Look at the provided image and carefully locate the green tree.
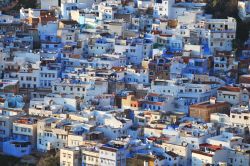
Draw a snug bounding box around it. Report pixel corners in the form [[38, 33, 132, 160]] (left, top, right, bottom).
[[0, 155, 20, 166], [205, 0, 238, 19], [12, 0, 37, 10], [37, 153, 60, 166]]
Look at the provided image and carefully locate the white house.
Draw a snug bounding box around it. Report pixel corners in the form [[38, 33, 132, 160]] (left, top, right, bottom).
[[153, 0, 175, 18], [192, 143, 228, 166]]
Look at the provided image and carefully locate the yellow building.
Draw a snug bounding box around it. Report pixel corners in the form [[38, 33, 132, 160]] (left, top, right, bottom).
[[127, 154, 156, 166]]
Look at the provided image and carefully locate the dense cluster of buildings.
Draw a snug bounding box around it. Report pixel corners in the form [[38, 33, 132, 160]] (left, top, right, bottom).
[[0, 0, 249, 165]]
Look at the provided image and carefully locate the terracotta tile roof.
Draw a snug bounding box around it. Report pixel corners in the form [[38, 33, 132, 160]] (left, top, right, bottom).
[[240, 75, 250, 84], [151, 30, 161, 35], [143, 101, 164, 106], [100, 146, 118, 152], [159, 34, 172, 37], [147, 93, 160, 97], [215, 50, 232, 57], [218, 86, 241, 92], [239, 59, 250, 64], [111, 66, 126, 71], [60, 20, 78, 25], [199, 143, 222, 151]]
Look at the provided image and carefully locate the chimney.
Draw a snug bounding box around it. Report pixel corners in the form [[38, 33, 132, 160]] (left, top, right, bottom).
[[210, 97, 216, 104]]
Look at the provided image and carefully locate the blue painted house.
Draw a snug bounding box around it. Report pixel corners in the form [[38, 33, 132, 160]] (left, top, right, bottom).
[[3, 140, 31, 157]]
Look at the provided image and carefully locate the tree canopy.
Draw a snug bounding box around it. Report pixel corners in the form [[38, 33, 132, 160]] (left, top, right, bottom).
[[205, 0, 238, 19]]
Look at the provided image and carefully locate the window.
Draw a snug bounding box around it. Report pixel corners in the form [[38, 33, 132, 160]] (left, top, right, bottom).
[[225, 25, 228, 30], [21, 128, 27, 132]]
